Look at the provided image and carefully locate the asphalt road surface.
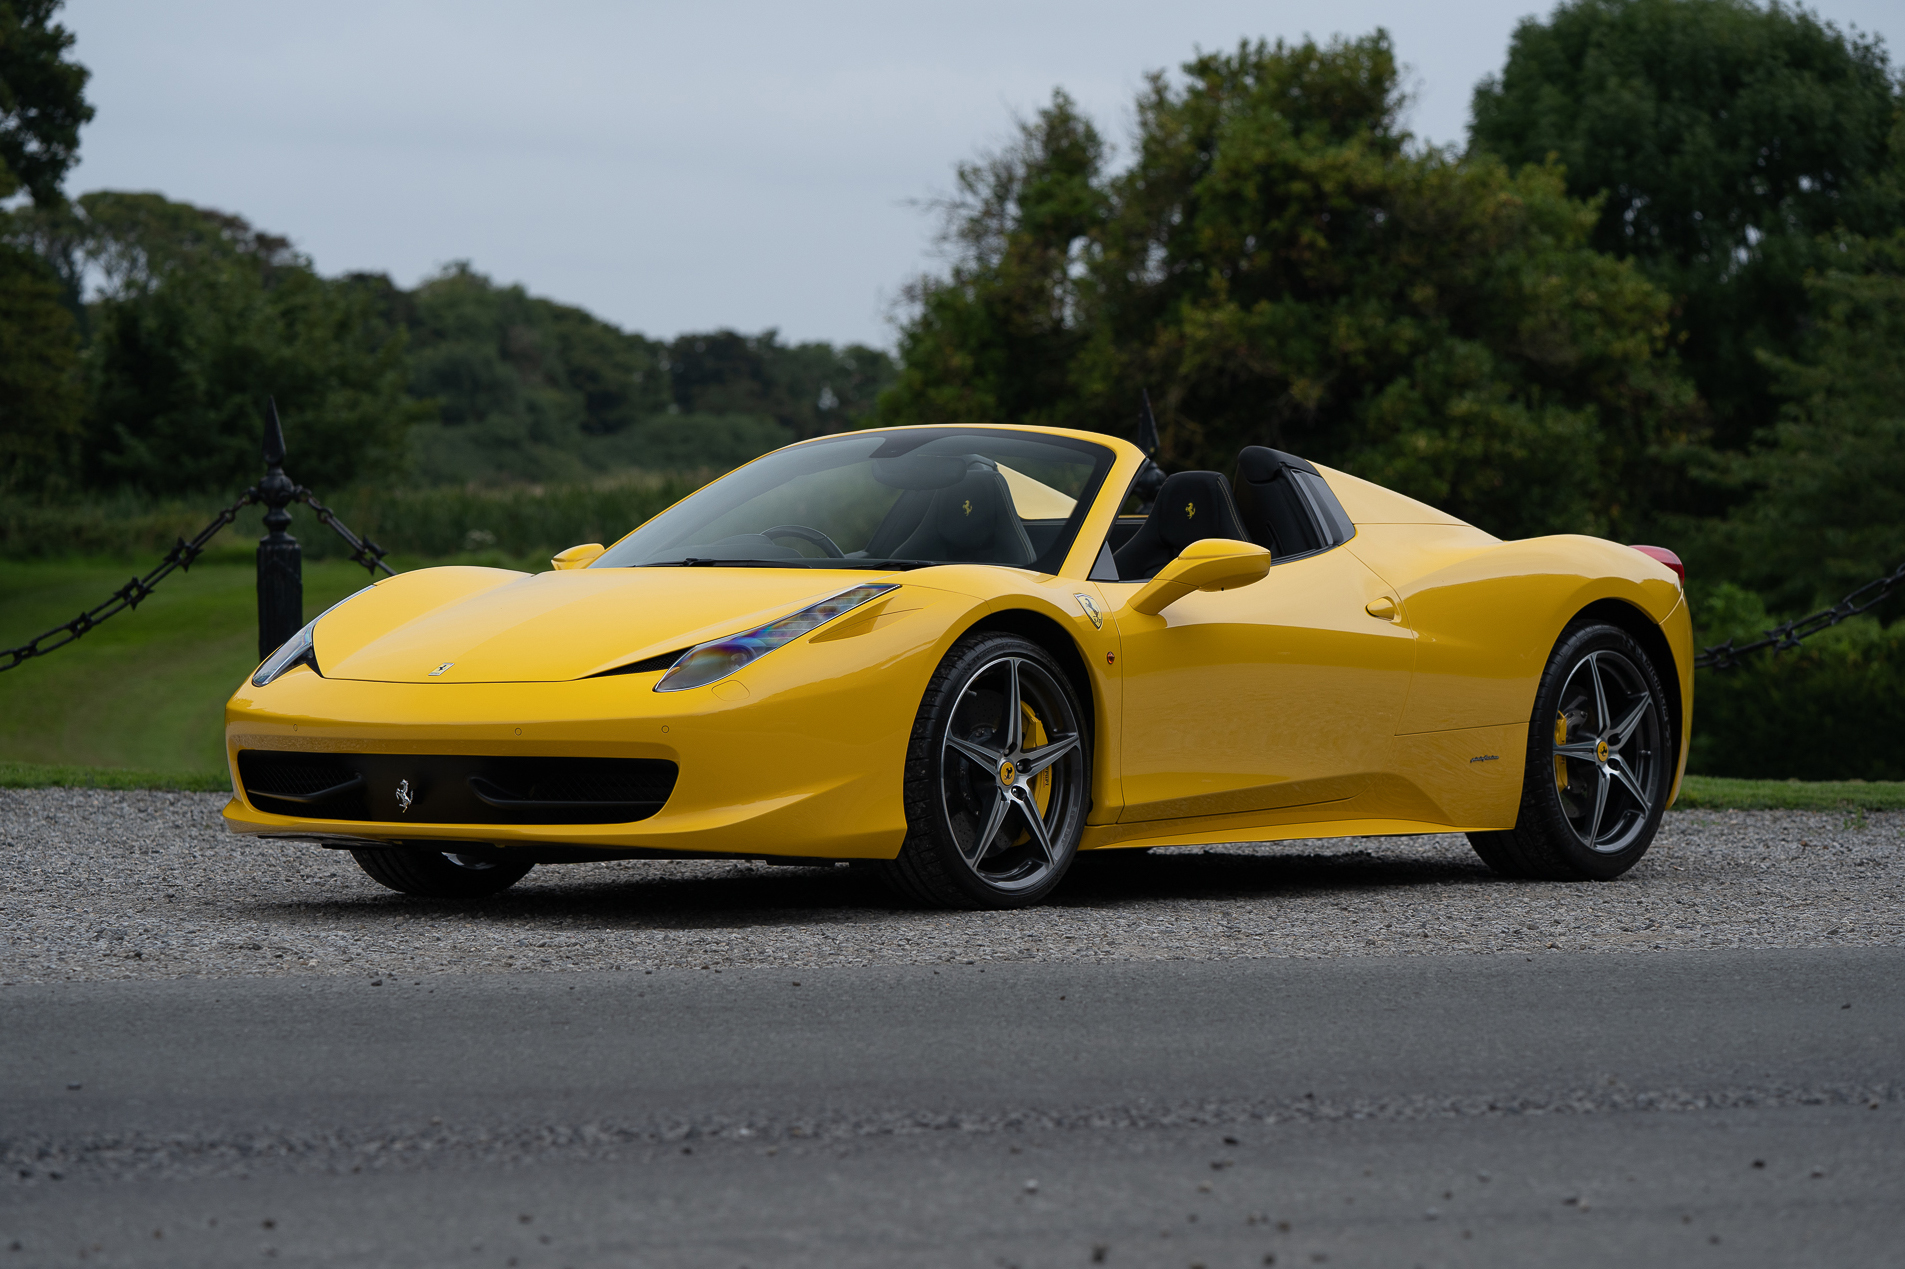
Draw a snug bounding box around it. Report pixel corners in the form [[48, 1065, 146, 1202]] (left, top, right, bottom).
[[4, 948, 1902, 1267]]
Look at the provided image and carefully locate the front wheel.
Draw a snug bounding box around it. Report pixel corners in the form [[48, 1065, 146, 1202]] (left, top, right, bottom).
[[1468, 621, 1673, 881], [350, 848, 534, 898], [879, 633, 1090, 908]]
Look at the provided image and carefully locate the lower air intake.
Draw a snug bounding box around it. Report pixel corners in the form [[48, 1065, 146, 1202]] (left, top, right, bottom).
[[236, 751, 678, 825]]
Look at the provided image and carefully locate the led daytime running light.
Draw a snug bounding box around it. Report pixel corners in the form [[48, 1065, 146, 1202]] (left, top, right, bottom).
[[250, 587, 373, 688], [655, 583, 899, 693], [251, 620, 316, 687]]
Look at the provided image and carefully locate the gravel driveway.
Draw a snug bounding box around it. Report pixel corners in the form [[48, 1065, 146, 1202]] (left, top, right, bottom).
[[2, 788, 1900, 984]]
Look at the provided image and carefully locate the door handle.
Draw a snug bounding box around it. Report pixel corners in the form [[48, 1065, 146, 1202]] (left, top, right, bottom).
[[1365, 596, 1399, 622]]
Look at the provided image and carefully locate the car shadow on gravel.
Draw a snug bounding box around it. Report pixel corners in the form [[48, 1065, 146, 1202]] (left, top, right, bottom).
[[240, 843, 1494, 930], [1055, 846, 1491, 906]]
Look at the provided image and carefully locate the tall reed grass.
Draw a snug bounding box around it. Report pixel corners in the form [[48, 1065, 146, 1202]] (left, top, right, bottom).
[[0, 470, 708, 563]]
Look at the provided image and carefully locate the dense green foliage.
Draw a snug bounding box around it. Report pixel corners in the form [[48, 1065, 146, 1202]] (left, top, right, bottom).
[[882, 37, 1698, 541], [66, 194, 427, 494], [667, 328, 893, 438], [0, 241, 82, 490], [1469, 0, 1904, 451], [0, 471, 701, 563], [0, 0, 88, 494], [1692, 618, 1905, 780], [382, 265, 892, 484], [0, 196, 897, 494], [1679, 231, 1905, 612], [0, 0, 89, 206]]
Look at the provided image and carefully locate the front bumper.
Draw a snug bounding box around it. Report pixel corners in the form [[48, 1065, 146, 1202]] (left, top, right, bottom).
[[222, 649, 930, 860]]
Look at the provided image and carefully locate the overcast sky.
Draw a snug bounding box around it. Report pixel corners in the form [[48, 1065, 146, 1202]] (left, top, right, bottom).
[[60, 0, 1903, 348]]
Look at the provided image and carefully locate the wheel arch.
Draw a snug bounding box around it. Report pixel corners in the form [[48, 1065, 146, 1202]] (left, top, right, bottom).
[[1568, 597, 1683, 762], [958, 608, 1097, 736]]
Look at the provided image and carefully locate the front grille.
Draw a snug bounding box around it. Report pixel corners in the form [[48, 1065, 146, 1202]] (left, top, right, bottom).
[[248, 760, 359, 798], [237, 751, 678, 825]]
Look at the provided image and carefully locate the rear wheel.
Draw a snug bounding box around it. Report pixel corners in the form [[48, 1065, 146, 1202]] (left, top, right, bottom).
[[1468, 621, 1672, 881], [349, 848, 533, 898], [880, 633, 1090, 909]]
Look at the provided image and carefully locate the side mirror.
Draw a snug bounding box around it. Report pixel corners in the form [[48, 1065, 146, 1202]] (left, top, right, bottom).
[[551, 543, 605, 571], [1128, 538, 1270, 615]]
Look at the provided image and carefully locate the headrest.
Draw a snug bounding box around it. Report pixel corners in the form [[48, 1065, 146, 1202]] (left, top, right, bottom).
[[1151, 471, 1245, 551], [1236, 446, 1319, 484], [935, 462, 1013, 549]]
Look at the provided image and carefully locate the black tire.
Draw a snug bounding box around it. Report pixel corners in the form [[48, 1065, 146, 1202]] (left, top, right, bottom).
[[350, 847, 533, 898], [879, 633, 1090, 909], [1468, 620, 1673, 882]]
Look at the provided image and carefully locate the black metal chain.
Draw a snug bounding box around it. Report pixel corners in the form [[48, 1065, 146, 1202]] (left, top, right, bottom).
[[1, 486, 395, 673], [293, 487, 393, 578], [1696, 562, 1905, 671], [0, 490, 261, 673]]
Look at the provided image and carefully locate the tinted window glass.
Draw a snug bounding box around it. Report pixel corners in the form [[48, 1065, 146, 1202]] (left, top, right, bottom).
[[1293, 470, 1356, 545], [592, 428, 1115, 572]]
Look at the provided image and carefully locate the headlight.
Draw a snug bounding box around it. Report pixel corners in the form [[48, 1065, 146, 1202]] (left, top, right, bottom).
[[252, 619, 318, 687], [250, 588, 373, 688], [656, 583, 899, 693]]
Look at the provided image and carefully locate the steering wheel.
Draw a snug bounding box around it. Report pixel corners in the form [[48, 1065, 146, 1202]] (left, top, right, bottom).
[[761, 524, 845, 559]]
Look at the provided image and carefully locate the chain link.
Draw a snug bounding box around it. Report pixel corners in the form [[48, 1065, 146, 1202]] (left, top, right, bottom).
[[2, 487, 395, 673], [1, 490, 261, 672], [1696, 562, 1905, 671], [293, 487, 394, 578]]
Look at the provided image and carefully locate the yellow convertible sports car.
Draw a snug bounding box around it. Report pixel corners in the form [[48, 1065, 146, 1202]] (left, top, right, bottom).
[[223, 424, 1691, 908]]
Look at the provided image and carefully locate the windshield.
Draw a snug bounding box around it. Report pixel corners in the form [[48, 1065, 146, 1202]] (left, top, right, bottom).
[[592, 428, 1116, 572]]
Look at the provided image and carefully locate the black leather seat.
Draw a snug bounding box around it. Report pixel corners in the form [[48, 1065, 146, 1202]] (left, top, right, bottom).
[[894, 460, 1036, 566], [1232, 446, 1327, 558], [1232, 445, 1356, 559], [1111, 470, 1246, 581]]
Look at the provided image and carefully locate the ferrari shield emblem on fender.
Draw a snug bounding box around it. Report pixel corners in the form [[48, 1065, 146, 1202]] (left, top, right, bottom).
[[395, 780, 413, 814], [1073, 593, 1103, 629], [429, 662, 454, 676]]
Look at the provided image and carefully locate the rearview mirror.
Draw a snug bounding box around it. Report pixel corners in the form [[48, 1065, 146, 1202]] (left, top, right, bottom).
[[551, 543, 605, 570], [1127, 538, 1270, 615]]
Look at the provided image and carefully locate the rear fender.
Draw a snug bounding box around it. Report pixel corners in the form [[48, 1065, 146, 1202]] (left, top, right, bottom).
[[1384, 535, 1682, 735]]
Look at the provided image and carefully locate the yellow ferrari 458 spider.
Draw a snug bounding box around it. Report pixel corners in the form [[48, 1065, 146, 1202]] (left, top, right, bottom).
[[224, 424, 1691, 908]]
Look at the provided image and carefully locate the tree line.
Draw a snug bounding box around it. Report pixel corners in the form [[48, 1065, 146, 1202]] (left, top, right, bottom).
[[884, 1, 1903, 617], [0, 188, 896, 495], [3, 0, 1902, 615], [0, 1, 894, 497]]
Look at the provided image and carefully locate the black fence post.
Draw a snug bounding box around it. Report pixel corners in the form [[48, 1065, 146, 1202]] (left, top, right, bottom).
[[256, 400, 303, 659]]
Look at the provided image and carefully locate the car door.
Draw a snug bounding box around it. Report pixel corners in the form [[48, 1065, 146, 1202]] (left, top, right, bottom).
[[1104, 545, 1416, 823]]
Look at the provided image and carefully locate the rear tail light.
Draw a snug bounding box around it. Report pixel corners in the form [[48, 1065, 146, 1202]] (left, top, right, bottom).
[[1629, 544, 1685, 587]]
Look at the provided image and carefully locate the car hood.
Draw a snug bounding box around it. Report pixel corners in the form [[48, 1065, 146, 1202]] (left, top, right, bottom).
[[315, 565, 906, 684]]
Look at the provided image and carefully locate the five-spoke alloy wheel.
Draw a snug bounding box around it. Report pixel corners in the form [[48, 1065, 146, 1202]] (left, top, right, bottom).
[[1469, 621, 1674, 881], [884, 633, 1090, 908]]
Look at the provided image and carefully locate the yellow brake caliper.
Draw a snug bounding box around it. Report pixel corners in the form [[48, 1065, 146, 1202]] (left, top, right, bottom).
[[1553, 712, 1570, 791], [1011, 702, 1054, 845]]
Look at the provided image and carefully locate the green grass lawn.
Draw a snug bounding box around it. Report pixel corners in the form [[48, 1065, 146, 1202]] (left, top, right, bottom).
[[1675, 774, 1905, 811], [0, 555, 378, 776]]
